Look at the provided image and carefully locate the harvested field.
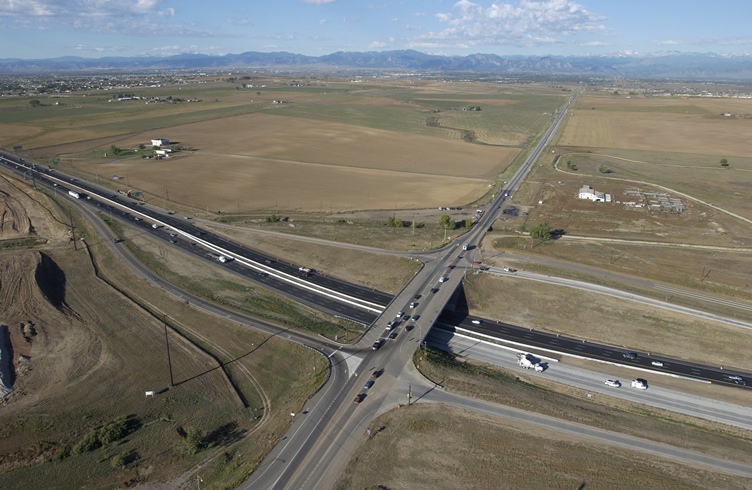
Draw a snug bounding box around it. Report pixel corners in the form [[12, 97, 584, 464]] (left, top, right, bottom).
[[558, 93, 752, 157], [65, 112, 516, 213], [6, 78, 568, 215]]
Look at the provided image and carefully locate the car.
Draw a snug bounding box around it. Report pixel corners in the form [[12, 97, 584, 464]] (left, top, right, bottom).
[[651, 361, 664, 367], [409, 302, 417, 308], [385, 321, 394, 331], [623, 352, 638, 360], [471, 320, 481, 325], [439, 276, 448, 283], [631, 378, 648, 390], [605, 379, 621, 388], [414, 294, 421, 300], [388, 331, 398, 340], [169, 233, 177, 237], [502, 267, 517, 273], [411, 314, 420, 321], [727, 375, 747, 385], [364, 380, 374, 389], [169, 239, 177, 244], [372, 339, 383, 350], [404, 324, 414, 332], [134, 217, 141, 221], [354, 393, 366, 404], [396, 311, 404, 318], [447, 265, 454, 270], [430, 288, 439, 293], [372, 369, 383, 378]]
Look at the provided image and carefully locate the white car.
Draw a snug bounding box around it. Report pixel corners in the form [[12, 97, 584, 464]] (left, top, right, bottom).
[[396, 311, 405, 318], [631, 379, 648, 390], [503, 267, 517, 273], [605, 379, 621, 388], [651, 361, 664, 367], [471, 320, 481, 325]]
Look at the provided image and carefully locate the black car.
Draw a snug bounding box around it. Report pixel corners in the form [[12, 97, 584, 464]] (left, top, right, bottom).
[[728, 375, 747, 386], [623, 352, 638, 360], [372, 339, 383, 350]]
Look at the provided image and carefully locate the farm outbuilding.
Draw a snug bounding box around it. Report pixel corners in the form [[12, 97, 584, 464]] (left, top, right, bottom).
[[578, 185, 611, 202]]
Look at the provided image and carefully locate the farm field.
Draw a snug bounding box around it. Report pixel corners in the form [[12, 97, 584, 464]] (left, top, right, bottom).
[[0, 176, 327, 488], [557, 93, 752, 157], [2, 76, 567, 215]]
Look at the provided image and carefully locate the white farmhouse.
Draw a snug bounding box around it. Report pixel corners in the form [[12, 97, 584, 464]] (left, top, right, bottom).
[[151, 138, 170, 147], [578, 185, 611, 202]]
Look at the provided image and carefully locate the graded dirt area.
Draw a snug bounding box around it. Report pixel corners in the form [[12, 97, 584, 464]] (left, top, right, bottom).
[[0, 177, 328, 488]]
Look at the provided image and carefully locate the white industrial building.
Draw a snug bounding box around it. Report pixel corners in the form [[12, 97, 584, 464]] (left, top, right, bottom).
[[151, 138, 170, 147], [578, 185, 611, 202]]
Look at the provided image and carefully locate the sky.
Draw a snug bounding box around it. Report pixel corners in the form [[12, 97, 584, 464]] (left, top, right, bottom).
[[2, 0, 752, 60]]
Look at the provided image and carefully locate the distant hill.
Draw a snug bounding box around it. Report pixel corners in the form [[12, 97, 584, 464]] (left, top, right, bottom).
[[2, 49, 752, 81]]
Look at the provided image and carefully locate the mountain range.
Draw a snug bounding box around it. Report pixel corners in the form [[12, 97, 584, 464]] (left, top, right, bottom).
[[2, 50, 752, 81]]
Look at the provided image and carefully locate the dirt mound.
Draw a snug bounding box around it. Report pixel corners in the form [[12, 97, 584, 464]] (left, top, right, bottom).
[[0, 252, 79, 407], [34, 252, 68, 311]]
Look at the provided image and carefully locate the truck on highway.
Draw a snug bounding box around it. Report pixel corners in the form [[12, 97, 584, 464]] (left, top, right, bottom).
[[68, 190, 80, 199], [206, 252, 232, 263], [517, 353, 544, 372]]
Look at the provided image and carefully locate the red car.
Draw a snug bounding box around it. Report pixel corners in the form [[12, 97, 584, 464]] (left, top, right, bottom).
[[354, 393, 366, 404]]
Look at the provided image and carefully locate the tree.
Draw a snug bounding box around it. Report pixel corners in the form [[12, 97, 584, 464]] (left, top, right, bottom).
[[386, 216, 403, 227], [464, 218, 473, 229], [530, 222, 552, 241], [438, 214, 455, 231], [598, 164, 612, 174], [29, 99, 42, 107], [720, 158, 729, 168]]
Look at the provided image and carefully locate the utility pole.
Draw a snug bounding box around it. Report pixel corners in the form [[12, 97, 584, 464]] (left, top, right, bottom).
[[408, 384, 412, 406], [164, 315, 174, 387], [68, 209, 77, 250]]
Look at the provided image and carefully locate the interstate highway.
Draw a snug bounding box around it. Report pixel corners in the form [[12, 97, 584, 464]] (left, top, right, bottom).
[[438, 312, 752, 388], [0, 151, 389, 324]]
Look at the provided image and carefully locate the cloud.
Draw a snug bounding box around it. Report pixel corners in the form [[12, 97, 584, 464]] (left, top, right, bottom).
[[319, 18, 328, 25], [655, 36, 752, 47], [301, 0, 336, 4], [581, 40, 607, 47], [0, 0, 191, 35], [370, 41, 387, 48], [410, 0, 606, 49]]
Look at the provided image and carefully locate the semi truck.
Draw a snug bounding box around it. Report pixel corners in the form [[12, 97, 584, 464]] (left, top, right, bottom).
[[68, 190, 80, 199], [206, 252, 232, 263], [517, 353, 544, 372]]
